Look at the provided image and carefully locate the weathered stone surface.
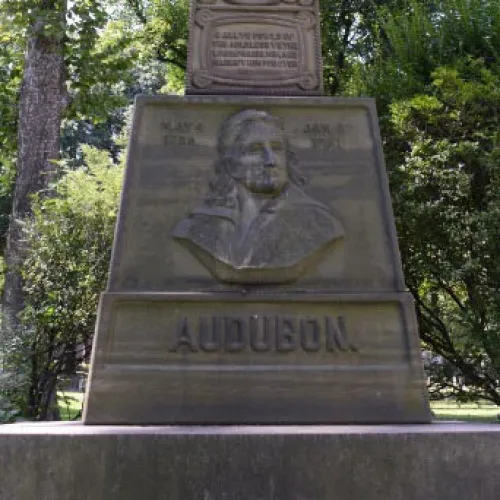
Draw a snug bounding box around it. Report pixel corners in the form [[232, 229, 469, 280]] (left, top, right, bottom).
[[186, 0, 323, 95], [106, 96, 406, 293], [171, 108, 344, 283], [84, 291, 429, 424], [1, 422, 500, 500], [83, 95, 430, 424]]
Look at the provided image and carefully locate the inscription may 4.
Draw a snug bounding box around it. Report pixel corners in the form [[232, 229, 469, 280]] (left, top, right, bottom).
[[162, 120, 203, 147], [169, 315, 358, 354]]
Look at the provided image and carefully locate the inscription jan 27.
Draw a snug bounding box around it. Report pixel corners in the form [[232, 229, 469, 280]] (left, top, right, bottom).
[[302, 122, 355, 150]]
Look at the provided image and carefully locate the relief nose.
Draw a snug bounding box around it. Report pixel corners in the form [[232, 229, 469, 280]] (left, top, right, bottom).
[[262, 145, 276, 167]]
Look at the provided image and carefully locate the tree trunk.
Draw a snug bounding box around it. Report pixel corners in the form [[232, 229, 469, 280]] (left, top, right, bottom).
[[2, 1, 67, 336]]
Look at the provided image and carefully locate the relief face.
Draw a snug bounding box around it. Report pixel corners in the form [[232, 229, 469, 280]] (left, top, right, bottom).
[[172, 109, 344, 284]]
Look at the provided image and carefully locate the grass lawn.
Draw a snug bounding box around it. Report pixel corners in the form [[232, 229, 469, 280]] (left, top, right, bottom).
[[57, 392, 500, 423], [431, 402, 500, 424], [57, 391, 84, 421]]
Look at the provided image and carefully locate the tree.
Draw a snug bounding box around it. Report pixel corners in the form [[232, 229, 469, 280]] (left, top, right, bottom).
[[347, 0, 500, 402], [1, 0, 136, 329], [0, 10, 24, 251], [320, 0, 406, 95], [123, 0, 189, 92], [346, 0, 500, 108], [389, 62, 500, 403], [0, 0, 133, 419], [2, 1, 69, 335], [1, 146, 123, 421]]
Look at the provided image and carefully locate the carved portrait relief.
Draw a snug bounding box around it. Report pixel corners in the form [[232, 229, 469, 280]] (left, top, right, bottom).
[[172, 109, 344, 283]]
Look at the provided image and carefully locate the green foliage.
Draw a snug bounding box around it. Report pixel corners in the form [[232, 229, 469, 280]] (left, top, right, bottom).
[[57, 390, 84, 421], [0, 0, 499, 415], [124, 0, 189, 67], [61, 56, 168, 167], [347, 0, 500, 108], [342, 0, 500, 402], [321, 0, 405, 95], [61, 2, 171, 164], [1, 0, 140, 124], [0, 146, 123, 421], [389, 60, 500, 403], [0, 9, 23, 249], [0, 0, 135, 249], [65, 11, 137, 122], [122, 0, 189, 92]]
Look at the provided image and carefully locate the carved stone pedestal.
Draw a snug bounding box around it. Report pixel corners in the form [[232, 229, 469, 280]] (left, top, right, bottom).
[[1, 422, 500, 500], [83, 96, 430, 425], [84, 291, 429, 424]]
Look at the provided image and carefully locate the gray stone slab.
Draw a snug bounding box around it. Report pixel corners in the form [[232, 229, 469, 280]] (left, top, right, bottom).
[[83, 95, 430, 424], [84, 291, 429, 424], [108, 96, 405, 293], [1, 422, 500, 499], [186, 0, 323, 95]]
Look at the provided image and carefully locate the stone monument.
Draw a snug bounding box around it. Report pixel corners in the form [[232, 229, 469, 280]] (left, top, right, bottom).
[[83, 0, 430, 424], [185, 0, 323, 95], [4, 2, 500, 499]]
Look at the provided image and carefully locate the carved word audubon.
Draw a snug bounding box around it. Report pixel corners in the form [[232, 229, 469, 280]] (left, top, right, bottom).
[[169, 315, 357, 353]]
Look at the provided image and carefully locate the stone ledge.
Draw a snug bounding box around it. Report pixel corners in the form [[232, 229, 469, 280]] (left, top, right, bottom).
[[1, 422, 499, 500], [1, 420, 499, 435]]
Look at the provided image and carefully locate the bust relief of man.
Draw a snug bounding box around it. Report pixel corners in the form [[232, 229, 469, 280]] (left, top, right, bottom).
[[172, 109, 344, 284]]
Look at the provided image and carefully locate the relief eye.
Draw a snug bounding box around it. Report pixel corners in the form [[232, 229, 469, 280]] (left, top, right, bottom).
[[249, 142, 264, 153]]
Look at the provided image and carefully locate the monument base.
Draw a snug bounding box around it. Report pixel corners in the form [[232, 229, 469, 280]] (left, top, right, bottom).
[[1, 422, 499, 499], [85, 291, 430, 424]]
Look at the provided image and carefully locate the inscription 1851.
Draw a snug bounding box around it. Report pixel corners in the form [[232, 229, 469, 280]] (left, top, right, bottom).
[[169, 315, 358, 353]]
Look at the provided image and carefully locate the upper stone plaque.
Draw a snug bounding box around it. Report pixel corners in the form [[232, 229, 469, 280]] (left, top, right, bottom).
[[186, 0, 323, 95]]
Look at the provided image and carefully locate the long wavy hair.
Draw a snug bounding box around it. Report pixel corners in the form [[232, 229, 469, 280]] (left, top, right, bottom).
[[203, 109, 307, 209]]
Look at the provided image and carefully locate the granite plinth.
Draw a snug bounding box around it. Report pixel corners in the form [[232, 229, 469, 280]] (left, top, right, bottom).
[[84, 96, 430, 424], [84, 291, 429, 424], [0, 422, 499, 500]]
